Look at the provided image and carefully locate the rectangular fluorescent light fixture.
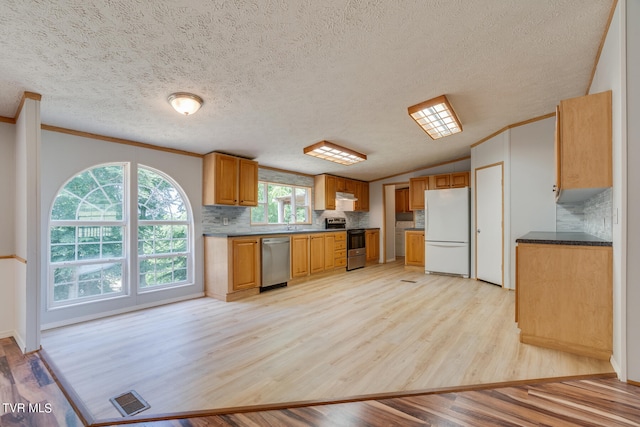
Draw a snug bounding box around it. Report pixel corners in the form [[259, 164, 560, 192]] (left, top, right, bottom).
[[408, 95, 462, 139], [303, 141, 367, 165]]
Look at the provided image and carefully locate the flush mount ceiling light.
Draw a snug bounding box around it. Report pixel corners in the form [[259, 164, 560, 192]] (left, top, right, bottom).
[[408, 95, 462, 139], [168, 92, 203, 115], [303, 141, 367, 166]]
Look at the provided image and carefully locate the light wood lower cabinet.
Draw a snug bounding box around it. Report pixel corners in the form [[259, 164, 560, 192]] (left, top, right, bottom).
[[204, 236, 261, 301], [516, 243, 612, 360], [405, 230, 425, 267], [291, 234, 310, 277], [365, 229, 380, 263], [310, 234, 326, 274], [334, 232, 347, 268]]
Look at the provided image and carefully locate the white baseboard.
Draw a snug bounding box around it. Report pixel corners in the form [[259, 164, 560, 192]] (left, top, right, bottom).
[[12, 331, 26, 354], [0, 330, 14, 340], [41, 292, 204, 330], [610, 354, 623, 380]]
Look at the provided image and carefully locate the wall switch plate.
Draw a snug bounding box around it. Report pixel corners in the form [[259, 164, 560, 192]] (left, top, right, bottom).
[[223, 218, 229, 225]]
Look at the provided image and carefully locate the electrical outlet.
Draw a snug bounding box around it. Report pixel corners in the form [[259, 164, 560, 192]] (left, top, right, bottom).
[[223, 218, 229, 226]]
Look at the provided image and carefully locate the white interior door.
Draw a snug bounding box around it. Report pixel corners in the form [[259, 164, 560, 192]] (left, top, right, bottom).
[[475, 164, 503, 286]]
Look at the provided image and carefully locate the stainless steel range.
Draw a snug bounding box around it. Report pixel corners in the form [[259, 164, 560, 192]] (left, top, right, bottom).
[[325, 218, 365, 271]]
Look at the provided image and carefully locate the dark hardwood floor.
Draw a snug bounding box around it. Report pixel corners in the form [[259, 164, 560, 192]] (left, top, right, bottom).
[[2, 336, 639, 426]]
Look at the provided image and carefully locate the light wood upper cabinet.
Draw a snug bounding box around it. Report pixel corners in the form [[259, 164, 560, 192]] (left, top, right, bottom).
[[409, 172, 470, 210], [405, 230, 425, 267], [238, 159, 259, 206], [314, 175, 368, 212], [314, 174, 336, 210], [451, 172, 470, 188], [203, 152, 258, 206], [517, 243, 612, 360], [432, 174, 451, 189], [555, 90, 612, 201], [354, 180, 370, 212], [395, 188, 409, 213], [409, 177, 429, 210], [365, 229, 380, 263], [291, 234, 310, 277], [432, 172, 470, 189]]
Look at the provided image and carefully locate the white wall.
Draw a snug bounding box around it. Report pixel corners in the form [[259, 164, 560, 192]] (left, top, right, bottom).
[[40, 130, 204, 327], [0, 122, 16, 338], [14, 98, 41, 352], [0, 122, 15, 255], [509, 118, 557, 287], [589, 0, 628, 380], [470, 118, 557, 290], [624, 0, 640, 383], [470, 132, 510, 286]]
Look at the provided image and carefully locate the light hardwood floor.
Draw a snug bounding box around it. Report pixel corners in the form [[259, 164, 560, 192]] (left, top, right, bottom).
[[41, 261, 613, 421]]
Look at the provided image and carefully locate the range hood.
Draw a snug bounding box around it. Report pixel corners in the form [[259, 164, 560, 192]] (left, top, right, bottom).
[[335, 192, 358, 201]]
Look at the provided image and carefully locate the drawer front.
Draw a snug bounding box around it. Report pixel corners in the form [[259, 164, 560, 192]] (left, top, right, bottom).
[[334, 232, 346, 241], [335, 241, 346, 250], [335, 249, 346, 258], [334, 257, 347, 267]]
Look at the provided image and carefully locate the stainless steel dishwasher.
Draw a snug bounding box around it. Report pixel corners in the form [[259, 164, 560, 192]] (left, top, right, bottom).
[[261, 236, 290, 292]]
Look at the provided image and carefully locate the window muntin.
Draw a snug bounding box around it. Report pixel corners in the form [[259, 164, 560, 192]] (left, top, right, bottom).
[[49, 164, 127, 306], [48, 163, 193, 308], [137, 167, 191, 290], [250, 182, 311, 225]]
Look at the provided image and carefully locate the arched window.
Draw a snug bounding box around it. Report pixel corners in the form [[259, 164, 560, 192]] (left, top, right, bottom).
[[137, 167, 191, 289], [48, 163, 193, 307]]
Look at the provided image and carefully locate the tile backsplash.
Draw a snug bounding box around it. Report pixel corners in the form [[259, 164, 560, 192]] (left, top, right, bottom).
[[556, 188, 612, 240], [202, 167, 370, 234]]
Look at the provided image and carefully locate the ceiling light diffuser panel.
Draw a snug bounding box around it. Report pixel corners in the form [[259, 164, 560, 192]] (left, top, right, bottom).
[[408, 95, 462, 139], [303, 141, 367, 165]]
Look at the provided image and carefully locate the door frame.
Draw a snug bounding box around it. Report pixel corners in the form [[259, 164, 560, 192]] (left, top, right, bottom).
[[474, 162, 504, 287], [382, 182, 411, 263]]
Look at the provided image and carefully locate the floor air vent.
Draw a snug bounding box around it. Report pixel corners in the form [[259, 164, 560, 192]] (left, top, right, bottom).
[[401, 279, 417, 283], [110, 390, 150, 417]]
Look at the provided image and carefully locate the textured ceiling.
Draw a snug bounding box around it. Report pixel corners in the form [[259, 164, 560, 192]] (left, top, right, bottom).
[[0, 1, 612, 181]]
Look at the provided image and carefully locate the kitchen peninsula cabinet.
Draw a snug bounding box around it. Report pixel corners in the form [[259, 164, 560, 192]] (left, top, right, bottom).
[[516, 233, 612, 360], [203, 152, 258, 206], [405, 230, 425, 267], [204, 236, 260, 302], [365, 229, 380, 263], [554, 90, 612, 202]]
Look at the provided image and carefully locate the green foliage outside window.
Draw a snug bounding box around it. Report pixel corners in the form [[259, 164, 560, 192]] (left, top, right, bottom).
[[251, 182, 311, 224], [49, 164, 192, 306]]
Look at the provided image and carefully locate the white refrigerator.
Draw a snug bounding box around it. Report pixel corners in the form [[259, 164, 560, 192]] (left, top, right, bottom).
[[425, 187, 470, 277]]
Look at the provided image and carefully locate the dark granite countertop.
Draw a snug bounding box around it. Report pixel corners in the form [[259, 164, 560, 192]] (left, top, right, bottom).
[[516, 231, 612, 247], [204, 228, 349, 238]]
